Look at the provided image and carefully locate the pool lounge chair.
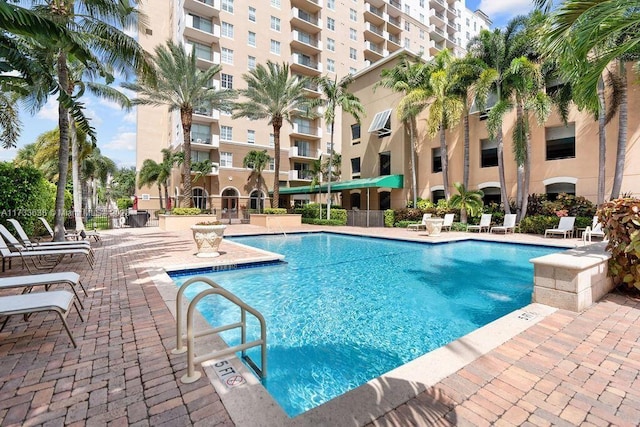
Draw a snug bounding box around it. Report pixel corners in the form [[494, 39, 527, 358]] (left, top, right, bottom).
[[8, 219, 92, 252], [583, 216, 606, 243], [544, 216, 576, 239], [490, 214, 517, 234], [38, 217, 100, 242], [441, 213, 455, 231], [0, 290, 84, 348], [467, 213, 492, 233], [0, 272, 88, 309], [407, 213, 432, 231]]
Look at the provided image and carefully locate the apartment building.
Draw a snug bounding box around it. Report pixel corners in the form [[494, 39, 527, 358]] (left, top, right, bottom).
[[135, 0, 489, 215], [325, 50, 640, 212]]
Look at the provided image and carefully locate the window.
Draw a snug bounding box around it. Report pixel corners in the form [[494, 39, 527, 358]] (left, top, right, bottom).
[[271, 0, 280, 8], [189, 40, 212, 61], [546, 124, 576, 160], [220, 125, 233, 141], [351, 157, 361, 177], [221, 47, 233, 64], [379, 191, 391, 210], [327, 17, 335, 30], [350, 28, 357, 41], [327, 38, 335, 51], [404, 21, 410, 31], [270, 16, 280, 31], [248, 6, 256, 22], [368, 109, 392, 137], [247, 130, 255, 144], [327, 58, 335, 72], [419, 0, 424, 6], [248, 31, 256, 47], [432, 190, 445, 203], [466, 18, 470, 26], [420, 29, 425, 40], [480, 138, 498, 168], [327, 0, 335, 8], [221, 0, 233, 13], [350, 8, 357, 21], [350, 193, 361, 209], [546, 183, 576, 200], [379, 151, 391, 176], [248, 55, 256, 70], [221, 73, 233, 89], [404, 38, 410, 48], [267, 158, 275, 170], [221, 22, 233, 38], [189, 14, 213, 33], [192, 188, 207, 210], [270, 39, 281, 54], [404, 4, 410, 13], [349, 67, 357, 74], [432, 147, 442, 173], [220, 152, 233, 167], [191, 123, 211, 144], [269, 134, 274, 147], [349, 48, 357, 60], [420, 13, 424, 23], [192, 150, 209, 163]]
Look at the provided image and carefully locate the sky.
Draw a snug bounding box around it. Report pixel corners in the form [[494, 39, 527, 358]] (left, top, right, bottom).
[[1, 0, 535, 169]]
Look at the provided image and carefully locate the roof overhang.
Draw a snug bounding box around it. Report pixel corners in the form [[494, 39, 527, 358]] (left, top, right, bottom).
[[277, 174, 404, 195]]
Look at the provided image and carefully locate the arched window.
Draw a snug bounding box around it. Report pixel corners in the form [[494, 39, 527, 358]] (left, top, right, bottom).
[[249, 189, 264, 212], [545, 182, 575, 201], [350, 193, 361, 209], [221, 187, 239, 219], [192, 187, 208, 210], [480, 187, 501, 205]]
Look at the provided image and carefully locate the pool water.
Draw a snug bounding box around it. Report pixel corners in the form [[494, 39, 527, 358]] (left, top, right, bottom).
[[170, 233, 558, 417]]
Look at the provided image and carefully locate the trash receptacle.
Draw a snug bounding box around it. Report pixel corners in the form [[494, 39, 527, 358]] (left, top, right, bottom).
[[129, 210, 149, 228]]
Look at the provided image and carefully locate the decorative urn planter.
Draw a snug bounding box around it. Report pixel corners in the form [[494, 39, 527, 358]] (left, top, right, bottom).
[[190, 222, 226, 258]]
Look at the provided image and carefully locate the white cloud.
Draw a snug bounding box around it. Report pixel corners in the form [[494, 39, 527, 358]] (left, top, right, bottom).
[[0, 147, 18, 162], [478, 0, 533, 25], [103, 131, 136, 151], [123, 110, 137, 124], [36, 99, 59, 121]]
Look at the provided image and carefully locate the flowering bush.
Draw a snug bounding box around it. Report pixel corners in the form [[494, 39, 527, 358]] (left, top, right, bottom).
[[194, 221, 222, 226]]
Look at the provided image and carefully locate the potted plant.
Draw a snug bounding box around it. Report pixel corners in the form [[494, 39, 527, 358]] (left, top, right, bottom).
[[190, 220, 226, 257]]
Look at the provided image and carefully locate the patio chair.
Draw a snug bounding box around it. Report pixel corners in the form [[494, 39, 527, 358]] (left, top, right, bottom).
[[441, 213, 455, 231], [490, 214, 517, 234], [0, 290, 84, 348], [544, 216, 576, 239], [8, 219, 92, 252], [407, 213, 432, 231], [467, 213, 492, 233], [0, 225, 94, 272], [38, 217, 100, 242], [583, 216, 606, 243], [0, 272, 88, 309]]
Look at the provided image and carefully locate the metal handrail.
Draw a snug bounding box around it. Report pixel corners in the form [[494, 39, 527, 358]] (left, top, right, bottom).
[[172, 276, 267, 383]]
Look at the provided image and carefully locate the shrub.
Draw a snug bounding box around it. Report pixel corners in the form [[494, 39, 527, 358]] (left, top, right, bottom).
[[600, 198, 640, 290], [384, 209, 394, 227], [116, 198, 133, 210], [264, 208, 287, 215], [406, 198, 435, 210], [394, 220, 415, 228], [555, 193, 596, 217], [575, 216, 593, 229], [328, 208, 347, 223], [518, 215, 559, 234], [393, 208, 424, 222], [450, 222, 467, 232], [172, 207, 201, 215], [301, 218, 345, 226], [526, 194, 548, 216]]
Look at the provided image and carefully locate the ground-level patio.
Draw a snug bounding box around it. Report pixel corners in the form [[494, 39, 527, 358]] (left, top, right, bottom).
[[0, 225, 638, 426]]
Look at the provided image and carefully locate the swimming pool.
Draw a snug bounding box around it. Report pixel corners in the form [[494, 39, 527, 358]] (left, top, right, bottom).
[[170, 233, 559, 417]]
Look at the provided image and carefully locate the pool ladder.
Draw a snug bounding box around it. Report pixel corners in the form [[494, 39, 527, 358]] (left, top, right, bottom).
[[172, 276, 267, 384]]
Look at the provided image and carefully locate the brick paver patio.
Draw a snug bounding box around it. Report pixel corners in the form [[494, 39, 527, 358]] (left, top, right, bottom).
[[0, 226, 638, 426]]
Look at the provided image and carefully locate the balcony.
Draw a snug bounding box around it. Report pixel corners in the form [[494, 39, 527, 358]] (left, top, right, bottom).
[[193, 107, 220, 122], [291, 30, 322, 54], [429, 0, 446, 11], [300, 80, 322, 98], [429, 24, 446, 42], [190, 162, 220, 176], [289, 146, 322, 159], [288, 169, 313, 182], [446, 6, 457, 20], [430, 9, 446, 26], [364, 22, 385, 43], [429, 39, 445, 56], [291, 122, 322, 138], [291, 0, 322, 13], [387, 15, 401, 31], [291, 7, 322, 34], [364, 3, 385, 25], [386, 0, 402, 16], [364, 41, 385, 62], [184, 0, 220, 18], [184, 19, 220, 45], [185, 41, 220, 68], [291, 53, 322, 76], [191, 134, 220, 149], [387, 33, 401, 47]]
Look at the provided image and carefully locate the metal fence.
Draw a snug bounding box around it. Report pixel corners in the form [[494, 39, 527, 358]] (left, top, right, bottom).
[[346, 210, 385, 227], [65, 208, 163, 230]]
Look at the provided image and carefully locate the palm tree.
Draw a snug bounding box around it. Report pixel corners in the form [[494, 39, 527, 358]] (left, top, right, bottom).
[[233, 61, 312, 208], [243, 150, 271, 213], [308, 156, 324, 219], [376, 55, 430, 206], [0, 93, 21, 148], [138, 159, 163, 209], [317, 75, 364, 219], [158, 148, 177, 210], [449, 182, 484, 224], [82, 148, 115, 211], [123, 40, 235, 208]]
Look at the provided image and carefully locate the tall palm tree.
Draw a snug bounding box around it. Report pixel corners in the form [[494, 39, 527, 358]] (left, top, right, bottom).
[[82, 148, 115, 211], [138, 159, 163, 209], [308, 156, 324, 219], [449, 182, 484, 224], [376, 55, 430, 206], [123, 40, 235, 208], [158, 148, 177, 210], [233, 61, 312, 208], [242, 149, 271, 213], [317, 75, 364, 219], [468, 17, 530, 213]]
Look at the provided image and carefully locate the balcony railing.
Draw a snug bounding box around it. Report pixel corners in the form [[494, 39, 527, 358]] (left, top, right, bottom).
[[288, 169, 313, 180], [366, 22, 384, 36], [293, 31, 320, 48], [388, 0, 401, 9], [365, 41, 383, 54], [388, 34, 400, 45], [292, 54, 321, 71], [388, 16, 401, 27], [365, 3, 384, 18], [292, 8, 319, 26]]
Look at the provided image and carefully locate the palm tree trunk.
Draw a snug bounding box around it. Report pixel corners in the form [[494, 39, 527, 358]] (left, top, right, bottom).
[[327, 122, 334, 219], [610, 61, 627, 199], [71, 120, 85, 231], [409, 118, 418, 207], [157, 184, 164, 210], [180, 109, 194, 207], [597, 77, 606, 205], [516, 166, 523, 219], [440, 125, 450, 200], [463, 113, 470, 189], [54, 51, 70, 242], [272, 118, 282, 208], [496, 131, 510, 215], [164, 183, 171, 210], [520, 134, 531, 221]]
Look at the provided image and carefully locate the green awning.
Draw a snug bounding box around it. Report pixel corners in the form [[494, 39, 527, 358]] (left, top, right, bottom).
[[277, 174, 404, 195]]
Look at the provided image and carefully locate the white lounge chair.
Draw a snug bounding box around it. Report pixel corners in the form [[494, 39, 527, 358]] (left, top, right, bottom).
[[407, 213, 432, 231], [441, 213, 455, 231], [544, 216, 576, 239], [8, 219, 92, 251], [38, 217, 100, 242], [0, 272, 88, 309], [583, 216, 606, 243], [490, 214, 517, 234], [0, 290, 84, 348], [467, 213, 492, 233]]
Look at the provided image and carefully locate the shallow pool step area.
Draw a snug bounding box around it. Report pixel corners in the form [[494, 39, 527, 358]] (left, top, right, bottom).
[[530, 242, 613, 311]]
